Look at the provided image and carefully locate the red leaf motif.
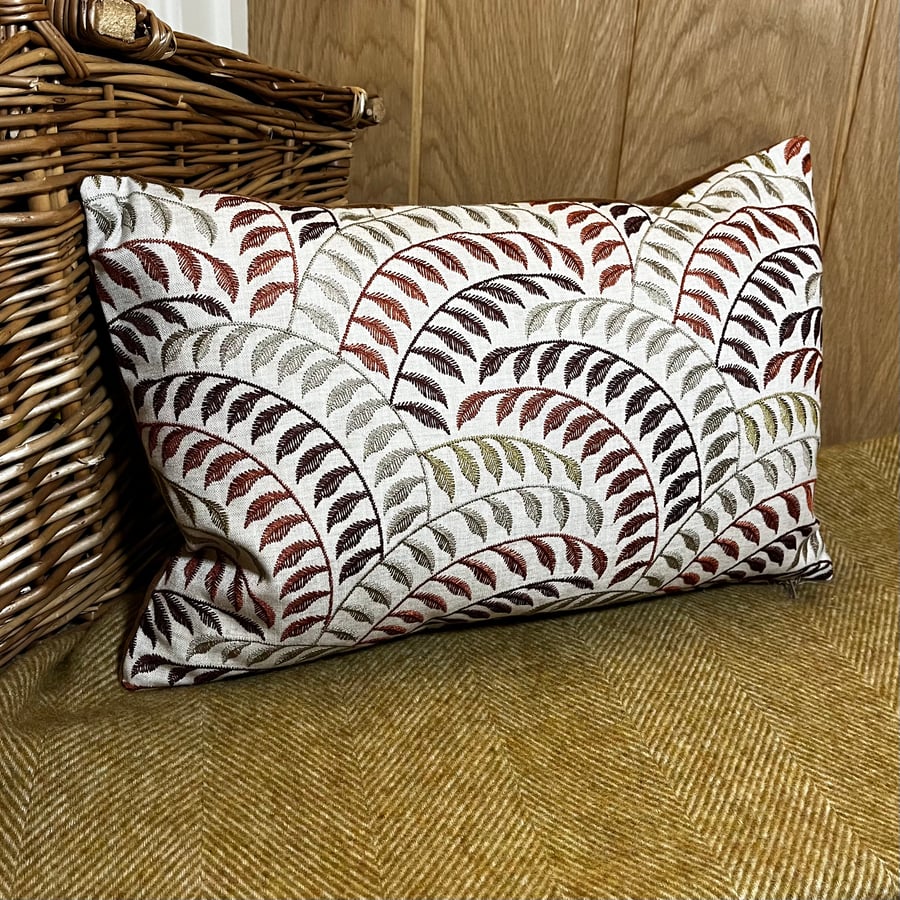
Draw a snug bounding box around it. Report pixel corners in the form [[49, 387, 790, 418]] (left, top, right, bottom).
[[227, 468, 265, 503], [274, 540, 319, 576], [253, 596, 276, 629], [260, 515, 305, 550], [367, 291, 412, 327], [696, 247, 738, 275], [132, 245, 170, 289], [599, 264, 629, 291], [563, 413, 599, 445], [714, 538, 740, 559], [436, 576, 472, 599], [450, 235, 499, 268], [605, 468, 645, 499], [544, 400, 579, 437], [761, 210, 799, 237], [529, 537, 556, 571], [682, 290, 720, 317], [283, 590, 329, 616], [617, 535, 654, 564], [248, 250, 292, 281], [566, 209, 592, 225], [229, 207, 270, 228], [344, 343, 389, 377], [391, 610, 425, 624], [456, 391, 492, 428], [581, 222, 614, 242], [383, 270, 427, 303], [735, 520, 760, 543], [562, 536, 583, 570], [160, 429, 187, 465], [784, 136, 807, 163], [718, 235, 751, 258], [404, 255, 448, 287], [251, 281, 293, 315], [95, 253, 141, 294], [172, 244, 202, 289], [245, 490, 291, 527], [691, 268, 728, 296], [486, 234, 528, 266], [280, 565, 328, 600], [281, 616, 325, 640], [461, 559, 497, 588], [413, 592, 448, 611], [591, 240, 621, 263], [241, 226, 281, 253], [595, 447, 630, 476], [698, 556, 719, 574], [180, 558, 201, 590], [677, 314, 714, 341], [759, 504, 779, 531], [590, 545, 608, 578], [355, 316, 398, 351], [581, 426, 617, 461], [784, 492, 801, 521], [493, 546, 528, 577], [520, 390, 553, 427], [426, 244, 468, 277], [205, 451, 243, 488]]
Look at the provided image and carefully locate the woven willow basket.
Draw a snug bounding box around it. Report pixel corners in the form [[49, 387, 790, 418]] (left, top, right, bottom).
[[0, 0, 379, 665]]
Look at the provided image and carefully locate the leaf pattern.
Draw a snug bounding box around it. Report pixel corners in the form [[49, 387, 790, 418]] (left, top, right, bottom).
[[82, 136, 831, 688]]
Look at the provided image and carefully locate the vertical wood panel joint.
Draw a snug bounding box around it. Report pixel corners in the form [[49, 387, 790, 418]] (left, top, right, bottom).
[[822, 0, 879, 247], [613, 0, 641, 196], [409, 0, 428, 204]]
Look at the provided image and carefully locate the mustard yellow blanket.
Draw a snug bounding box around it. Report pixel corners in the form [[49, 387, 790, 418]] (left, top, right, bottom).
[[1, 436, 897, 900]]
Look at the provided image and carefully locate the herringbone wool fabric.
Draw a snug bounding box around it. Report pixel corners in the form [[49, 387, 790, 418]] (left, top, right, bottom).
[[0, 435, 897, 900]]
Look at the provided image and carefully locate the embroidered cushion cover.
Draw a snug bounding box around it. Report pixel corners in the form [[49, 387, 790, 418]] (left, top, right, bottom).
[[81, 136, 832, 688]]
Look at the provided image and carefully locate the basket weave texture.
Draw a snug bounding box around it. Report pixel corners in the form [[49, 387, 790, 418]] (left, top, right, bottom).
[[0, 0, 376, 665]]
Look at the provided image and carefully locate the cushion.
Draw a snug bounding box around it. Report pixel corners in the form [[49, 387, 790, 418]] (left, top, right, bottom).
[[81, 135, 832, 688]]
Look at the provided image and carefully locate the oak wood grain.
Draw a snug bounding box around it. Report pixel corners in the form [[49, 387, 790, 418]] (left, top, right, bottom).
[[418, 0, 637, 204], [248, 0, 417, 204], [616, 0, 874, 237], [822, 0, 899, 444]]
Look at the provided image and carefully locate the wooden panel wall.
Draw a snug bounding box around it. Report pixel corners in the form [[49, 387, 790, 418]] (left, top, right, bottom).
[[249, 0, 899, 445]]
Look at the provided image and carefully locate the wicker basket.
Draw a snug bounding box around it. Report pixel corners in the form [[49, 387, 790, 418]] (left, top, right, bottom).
[[0, 0, 379, 665]]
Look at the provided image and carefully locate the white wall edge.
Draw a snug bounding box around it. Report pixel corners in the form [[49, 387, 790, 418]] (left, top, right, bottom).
[[151, 0, 248, 54]]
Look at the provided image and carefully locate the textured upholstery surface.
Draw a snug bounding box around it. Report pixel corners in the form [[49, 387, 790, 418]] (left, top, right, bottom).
[[0, 435, 897, 900]]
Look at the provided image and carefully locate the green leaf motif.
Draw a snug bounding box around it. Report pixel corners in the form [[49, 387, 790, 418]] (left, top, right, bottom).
[[189, 207, 218, 245], [520, 489, 542, 527], [311, 275, 352, 309], [364, 423, 403, 459], [429, 525, 456, 557], [374, 447, 416, 485], [278, 345, 316, 382], [452, 445, 480, 489], [296, 304, 340, 341], [347, 400, 383, 434], [384, 476, 426, 511], [424, 453, 456, 500], [387, 504, 427, 540], [475, 439, 503, 485], [460, 507, 488, 540], [326, 377, 368, 416], [485, 497, 513, 534], [551, 488, 571, 529], [251, 332, 287, 375], [742, 412, 761, 452]]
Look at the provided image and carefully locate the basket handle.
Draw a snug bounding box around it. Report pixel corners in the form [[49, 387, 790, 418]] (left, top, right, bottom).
[[46, 0, 176, 61], [0, 1, 90, 79]]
